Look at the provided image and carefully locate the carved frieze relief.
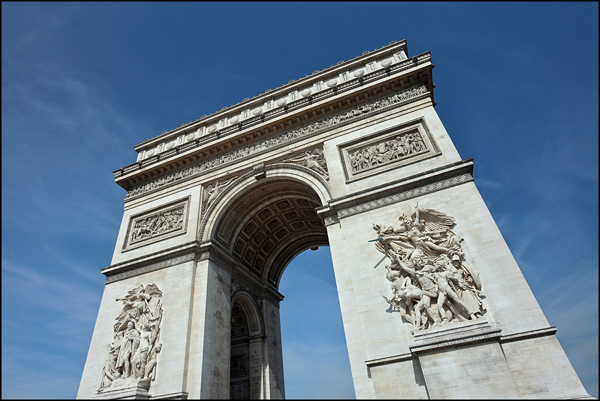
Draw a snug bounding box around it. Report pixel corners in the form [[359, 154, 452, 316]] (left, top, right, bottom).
[[97, 284, 164, 393], [339, 118, 440, 182], [122, 197, 190, 251], [125, 84, 429, 200], [372, 202, 486, 332]]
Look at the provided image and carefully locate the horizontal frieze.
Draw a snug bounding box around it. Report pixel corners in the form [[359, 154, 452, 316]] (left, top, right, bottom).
[[115, 51, 431, 180], [130, 41, 412, 153], [124, 84, 430, 201]]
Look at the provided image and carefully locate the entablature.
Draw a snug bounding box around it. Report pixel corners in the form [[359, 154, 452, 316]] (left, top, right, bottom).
[[114, 42, 436, 194], [132, 40, 409, 153]]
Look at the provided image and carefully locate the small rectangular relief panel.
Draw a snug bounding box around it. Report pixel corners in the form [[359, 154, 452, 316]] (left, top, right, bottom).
[[338, 118, 441, 182], [122, 196, 190, 251]]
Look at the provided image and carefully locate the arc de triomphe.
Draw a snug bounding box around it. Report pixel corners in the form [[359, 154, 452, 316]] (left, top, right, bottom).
[[77, 40, 590, 399]]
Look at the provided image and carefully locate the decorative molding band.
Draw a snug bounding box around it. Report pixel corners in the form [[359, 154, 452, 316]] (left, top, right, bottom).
[[123, 84, 429, 201], [105, 252, 195, 284], [122, 197, 190, 251], [336, 173, 473, 220], [410, 329, 502, 354], [323, 215, 339, 226], [409, 321, 503, 355], [121, 42, 424, 165], [365, 353, 413, 368], [499, 326, 557, 344], [149, 391, 189, 400]]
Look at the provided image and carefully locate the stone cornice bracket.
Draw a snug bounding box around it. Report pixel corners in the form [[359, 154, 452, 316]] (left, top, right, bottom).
[[253, 163, 266, 180], [315, 205, 338, 227], [499, 326, 557, 344]]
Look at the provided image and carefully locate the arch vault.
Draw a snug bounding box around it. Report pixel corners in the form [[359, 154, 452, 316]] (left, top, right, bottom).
[[78, 40, 590, 399]]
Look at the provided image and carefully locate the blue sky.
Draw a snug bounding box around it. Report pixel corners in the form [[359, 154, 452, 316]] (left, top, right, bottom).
[[1, 2, 597, 399]]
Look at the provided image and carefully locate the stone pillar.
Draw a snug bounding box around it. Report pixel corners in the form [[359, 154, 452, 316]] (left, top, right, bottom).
[[248, 336, 264, 399], [185, 255, 232, 399], [263, 298, 285, 399]]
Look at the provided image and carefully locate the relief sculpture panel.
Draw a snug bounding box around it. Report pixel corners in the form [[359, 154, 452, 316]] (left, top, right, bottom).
[[97, 284, 164, 393], [339, 118, 440, 182], [123, 198, 189, 251], [349, 130, 427, 173], [372, 202, 485, 331], [283, 148, 328, 180]]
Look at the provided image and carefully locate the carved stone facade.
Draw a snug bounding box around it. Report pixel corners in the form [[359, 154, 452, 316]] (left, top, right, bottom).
[[123, 83, 428, 200], [78, 40, 590, 400], [373, 203, 485, 330], [123, 198, 189, 251], [339, 117, 440, 182], [96, 284, 163, 396], [283, 148, 328, 180]]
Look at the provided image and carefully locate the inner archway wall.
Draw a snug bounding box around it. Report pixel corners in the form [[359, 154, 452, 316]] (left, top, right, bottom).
[[190, 165, 335, 399]]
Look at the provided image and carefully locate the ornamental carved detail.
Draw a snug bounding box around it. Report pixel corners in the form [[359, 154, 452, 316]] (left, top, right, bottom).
[[97, 284, 164, 392], [372, 202, 486, 332], [123, 198, 189, 251], [339, 117, 440, 182], [349, 130, 427, 173], [283, 148, 328, 180], [202, 177, 237, 217], [125, 84, 429, 199]]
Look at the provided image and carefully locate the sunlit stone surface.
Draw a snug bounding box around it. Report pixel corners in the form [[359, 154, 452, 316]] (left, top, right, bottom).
[[78, 40, 591, 399]]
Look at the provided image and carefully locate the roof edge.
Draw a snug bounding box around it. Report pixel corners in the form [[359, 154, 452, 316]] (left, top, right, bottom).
[[133, 40, 408, 151]]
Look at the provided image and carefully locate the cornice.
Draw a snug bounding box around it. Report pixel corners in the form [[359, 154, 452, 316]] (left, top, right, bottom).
[[114, 51, 433, 191], [133, 40, 409, 150], [119, 81, 431, 198], [317, 159, 474, 225], [102, 240, 201, 283]]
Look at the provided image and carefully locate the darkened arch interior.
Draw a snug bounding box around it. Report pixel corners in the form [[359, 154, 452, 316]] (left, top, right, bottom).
[[212, 176, 330, 289]]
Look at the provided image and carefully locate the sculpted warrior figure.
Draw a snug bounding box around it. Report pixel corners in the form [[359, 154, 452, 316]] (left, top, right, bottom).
[[373, 203, 486, 331], [98, 284, 164, 392], [204, 177, 237, 210], [144, 343, 162, 381], [97, 333, 123, 392], [116, 321, 140, 378]]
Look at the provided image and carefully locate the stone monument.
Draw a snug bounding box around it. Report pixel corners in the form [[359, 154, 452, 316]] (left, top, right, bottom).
[[77, 40, 592, 399]]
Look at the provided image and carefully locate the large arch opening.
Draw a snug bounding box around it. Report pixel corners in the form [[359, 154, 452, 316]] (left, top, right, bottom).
[[205, 171, 353, 398], [209, 174, 330, 288], [279, 246, 355, 399]]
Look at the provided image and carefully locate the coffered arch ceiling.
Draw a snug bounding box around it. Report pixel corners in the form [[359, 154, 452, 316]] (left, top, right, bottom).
[[213, 178, 329, 288]]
